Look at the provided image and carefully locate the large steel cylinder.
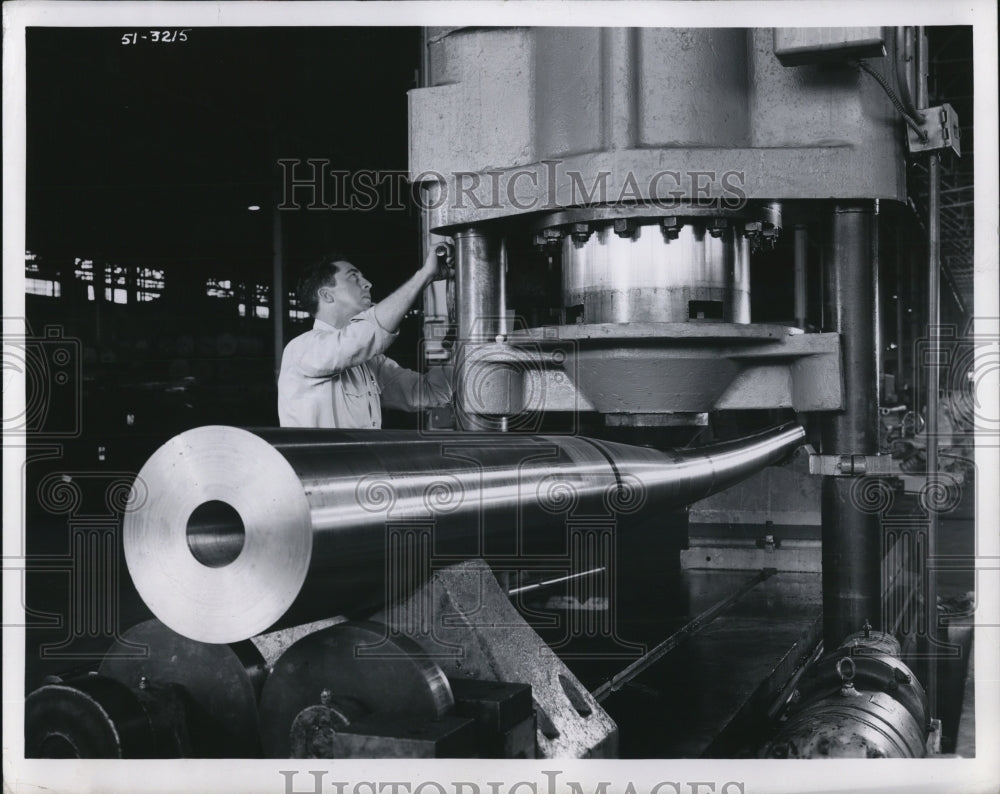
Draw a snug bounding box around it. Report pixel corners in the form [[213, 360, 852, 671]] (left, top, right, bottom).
[[562, 221, 751, 324], [124, 424, 804, 643]]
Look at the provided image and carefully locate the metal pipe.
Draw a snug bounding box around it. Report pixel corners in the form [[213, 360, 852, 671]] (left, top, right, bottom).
[[271, 202, 284, 380], [925, 152, 941, 720], [124, 423, 806, 643], [895, 223, 907, 393], [894, 27, 924, 123], [271, 138, 285, 380], [916, 28, 928, 110], [909, 241, 924, 422], [508, 567, 604, 597], [767, 639, 825, 721], [821, 203, 881, 649], [915, 22, 940, 722], [794, 225, 808, 329]]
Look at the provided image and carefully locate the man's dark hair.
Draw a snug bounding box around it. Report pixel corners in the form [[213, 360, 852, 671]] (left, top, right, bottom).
[[297, 252, 351, 316]]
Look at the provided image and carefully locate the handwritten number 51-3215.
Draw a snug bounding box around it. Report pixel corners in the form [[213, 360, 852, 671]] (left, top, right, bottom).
[[121, 30, 191, 46]]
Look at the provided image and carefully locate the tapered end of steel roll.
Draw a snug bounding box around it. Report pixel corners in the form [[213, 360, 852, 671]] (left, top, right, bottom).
[[123, 426, 313, 643], [692, 422, 807, 495], [598, 421, 807, 506]]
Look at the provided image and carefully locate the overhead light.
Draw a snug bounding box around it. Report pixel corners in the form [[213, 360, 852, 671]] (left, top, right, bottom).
[[248, 204, 261, 212]]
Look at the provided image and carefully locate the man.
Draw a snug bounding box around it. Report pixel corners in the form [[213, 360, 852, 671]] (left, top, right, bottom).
[[278, 248, 453, 428]]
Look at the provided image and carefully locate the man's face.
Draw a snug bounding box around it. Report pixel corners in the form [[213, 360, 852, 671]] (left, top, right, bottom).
[[320, 260, 373, 318]]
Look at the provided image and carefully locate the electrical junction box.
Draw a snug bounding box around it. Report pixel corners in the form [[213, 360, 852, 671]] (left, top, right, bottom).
[[774, 28, 886, 66], [907, 103, 962, 158]]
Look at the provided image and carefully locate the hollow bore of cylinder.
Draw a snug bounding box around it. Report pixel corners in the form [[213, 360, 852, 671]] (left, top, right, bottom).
[[186, 500, 246, 568]]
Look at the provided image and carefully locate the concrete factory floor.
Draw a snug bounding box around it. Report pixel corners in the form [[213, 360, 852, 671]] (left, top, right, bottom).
[[547, 569, 825, 758]]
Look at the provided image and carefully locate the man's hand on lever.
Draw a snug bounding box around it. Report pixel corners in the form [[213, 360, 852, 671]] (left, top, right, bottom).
[[373, 242, 454, 334]]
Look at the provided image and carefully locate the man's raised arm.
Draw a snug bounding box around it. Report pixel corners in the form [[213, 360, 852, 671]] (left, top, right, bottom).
[[373, 247, 449, 333]]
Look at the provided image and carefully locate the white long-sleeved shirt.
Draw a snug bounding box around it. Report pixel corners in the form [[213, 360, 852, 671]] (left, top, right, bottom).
[[277, 308, 452, 428]]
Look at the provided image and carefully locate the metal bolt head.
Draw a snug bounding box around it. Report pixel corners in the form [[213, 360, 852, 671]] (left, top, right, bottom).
[[319, 688, 332, 706], [893, 667, 912, 685], [138, 675, 149, 690], [570, 222, 592, 243], [613, 218, 636, 238], [660, 218, 681, 240], [708, 219, 728, 238]]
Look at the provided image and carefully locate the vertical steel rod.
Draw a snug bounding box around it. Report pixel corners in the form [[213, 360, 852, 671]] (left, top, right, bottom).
[[925, 152, 941, 721], [454, 228, 504, 429], [794, 225, 808, 329], [271, 129, 285, 380], [272, 198, 284, 380], [895, 224, 907, 396], [916, 28, 928, 110], [455, 228, 503, 343], [916, 24, 939, 722], [821, 203, 881, 650]]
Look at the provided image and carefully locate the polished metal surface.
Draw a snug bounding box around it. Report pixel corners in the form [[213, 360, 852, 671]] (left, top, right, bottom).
[[454, 228, 506, 429], [455, 228, 504, 342], [258, 620, 453, 758], [561, 221, 750, 324], [124, 423, 805, 643]]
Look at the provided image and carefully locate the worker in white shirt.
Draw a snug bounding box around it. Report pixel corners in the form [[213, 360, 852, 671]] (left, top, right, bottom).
[[277, 248, 453, 428]]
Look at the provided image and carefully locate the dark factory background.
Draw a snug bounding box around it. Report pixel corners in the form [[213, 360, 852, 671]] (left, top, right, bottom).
[[25, 27, 423, 439], [19, 23, 978, 754]]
